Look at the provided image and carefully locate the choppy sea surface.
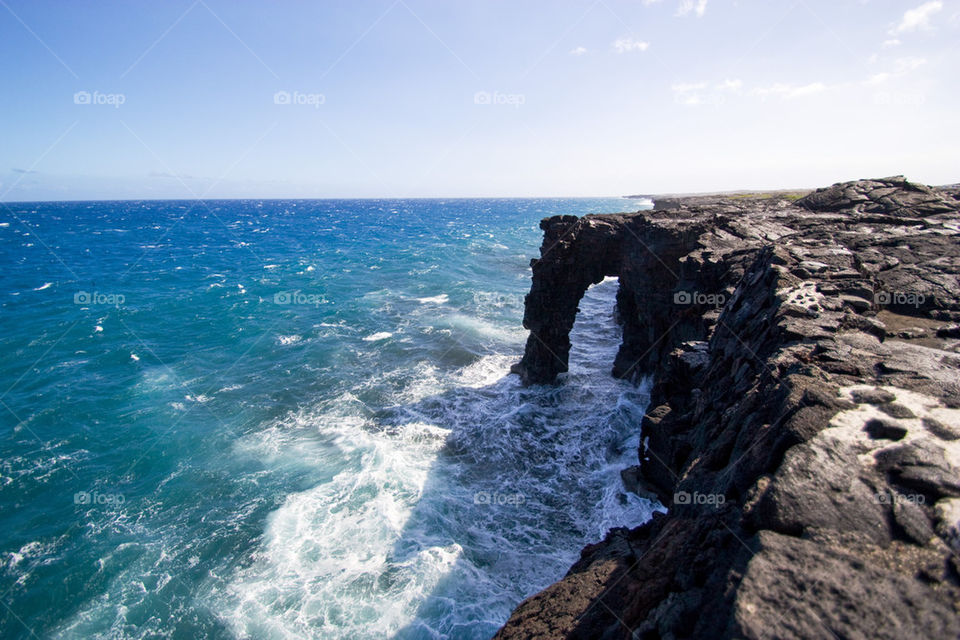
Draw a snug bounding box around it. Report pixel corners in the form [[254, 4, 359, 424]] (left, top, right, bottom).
[[0, 198, 657, 639]]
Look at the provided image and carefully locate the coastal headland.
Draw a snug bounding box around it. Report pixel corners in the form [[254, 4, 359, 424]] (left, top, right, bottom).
[[501, 177, 960, 639]]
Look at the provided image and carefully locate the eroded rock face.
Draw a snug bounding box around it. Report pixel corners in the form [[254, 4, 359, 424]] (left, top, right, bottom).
[[499, 177, 960, 639], [796, 175, 959, 216], [510, 215, 630, 385]]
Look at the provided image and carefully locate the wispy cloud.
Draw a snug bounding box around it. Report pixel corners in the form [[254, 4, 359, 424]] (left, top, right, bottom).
[[612, 37, 649, 53], [671, 81, 734, 107], [891, 1, 943, 34], [676, 0, 708, 18], [11, 168, 38, 174], [866, 56, 928, 84], [673, 77, 827, 106], [642, 0, 708, 18], [569, 46, 587, 56]]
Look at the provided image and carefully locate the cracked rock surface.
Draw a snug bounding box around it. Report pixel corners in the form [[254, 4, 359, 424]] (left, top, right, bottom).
[[500, 177, 960, 639]]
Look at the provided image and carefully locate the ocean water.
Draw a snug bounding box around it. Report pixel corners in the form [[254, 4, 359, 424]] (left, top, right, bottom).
[[0, 198, 658, 639]]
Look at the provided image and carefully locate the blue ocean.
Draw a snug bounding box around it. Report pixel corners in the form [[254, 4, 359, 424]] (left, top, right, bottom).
[[0, 198, 657, 639]]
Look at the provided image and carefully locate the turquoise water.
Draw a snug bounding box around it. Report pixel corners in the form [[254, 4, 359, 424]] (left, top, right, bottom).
[[0, 198, 656, 639]]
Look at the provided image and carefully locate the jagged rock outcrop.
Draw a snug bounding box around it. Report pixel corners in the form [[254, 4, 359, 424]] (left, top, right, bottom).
[[501, 177, 960, 639]]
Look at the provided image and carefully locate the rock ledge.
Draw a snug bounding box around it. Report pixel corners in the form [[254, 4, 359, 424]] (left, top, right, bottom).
[[500, 177, 960, 639]]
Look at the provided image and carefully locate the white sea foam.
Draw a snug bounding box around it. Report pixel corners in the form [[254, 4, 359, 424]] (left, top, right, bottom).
[[215, 279, 658, 639], [221, 412, 451, 639], [416, 294, 449, 304], [440, 314, 527, 344], [34, 282, 53, 291], [363, 332, 393, 342]]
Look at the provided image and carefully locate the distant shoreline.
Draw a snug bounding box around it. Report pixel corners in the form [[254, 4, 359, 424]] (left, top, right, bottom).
[[624, 187, 814, 200]]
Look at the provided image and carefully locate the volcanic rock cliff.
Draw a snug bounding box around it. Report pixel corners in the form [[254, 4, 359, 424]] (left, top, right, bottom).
[[502, 177, 960, 639]]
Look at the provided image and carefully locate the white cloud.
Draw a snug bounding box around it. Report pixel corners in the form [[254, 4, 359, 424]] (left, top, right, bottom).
[[676, 93, 705, 106], [891, 1, 943, 34], [676, 0, 708, 18], [864, 56, 927, 85], [752, 82, 827, 99], [882, 38, 901, 48], [643, 0, 708, 17], [612, 37, 650, 53], [569, 46, 587, 56], [675, 78, 826, 103], [716, 78, 743, 91], [671, 81, 727, 107]]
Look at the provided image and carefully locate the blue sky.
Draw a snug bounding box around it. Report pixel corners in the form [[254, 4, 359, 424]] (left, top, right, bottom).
[[1, 0, 958, 199]]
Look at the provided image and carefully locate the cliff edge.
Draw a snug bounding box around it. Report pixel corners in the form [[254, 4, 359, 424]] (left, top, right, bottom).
[[502, 177, 960, 639]]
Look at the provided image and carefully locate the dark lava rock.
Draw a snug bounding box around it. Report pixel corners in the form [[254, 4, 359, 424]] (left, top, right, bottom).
[[879, 402, 917, 419], [923, 416, 960, 441], [850, 387, 897, 405], [937, 325, 960, 339], [865, 417, 909, 441], [499, 178, 960, 639]]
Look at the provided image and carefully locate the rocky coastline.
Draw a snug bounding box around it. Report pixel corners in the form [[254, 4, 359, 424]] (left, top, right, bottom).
[[501, 177, 960, 639]]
